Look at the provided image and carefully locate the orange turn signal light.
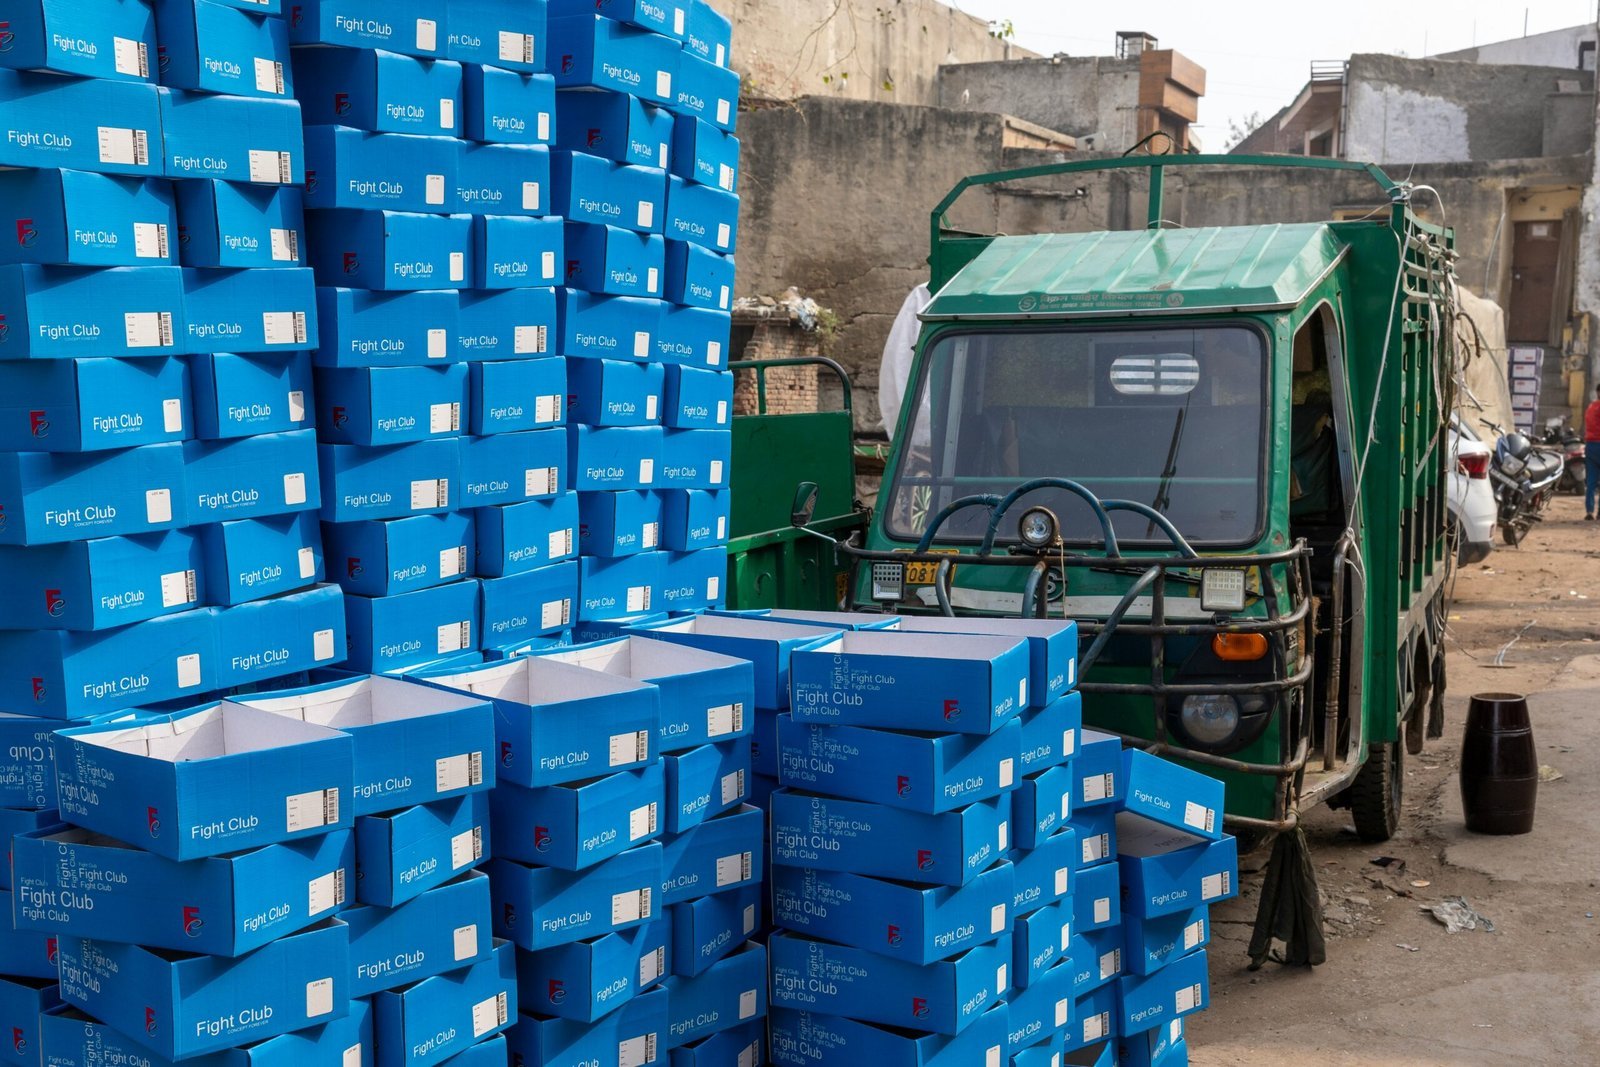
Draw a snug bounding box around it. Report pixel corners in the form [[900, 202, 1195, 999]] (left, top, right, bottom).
[[1213, 632, 1268, 661]]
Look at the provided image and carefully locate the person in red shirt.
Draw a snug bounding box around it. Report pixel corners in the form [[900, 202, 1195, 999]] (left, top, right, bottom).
[[1585, 383, 1600, 519]]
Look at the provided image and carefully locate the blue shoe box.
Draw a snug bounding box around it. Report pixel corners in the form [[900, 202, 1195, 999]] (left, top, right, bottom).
[[568, 424, 662, 490], [0, 890, 57, 977], [656, 304, 730, 369], [489, 842, 662, 950], [0, 613, 214, 716], [157, 89, 304, 184], [659, 803, 761, 906], [0, 976, 58, 1067], [0, 0, 155, 80], [1115, 949, 1208, 1038], [556, 88, 672, 168], [0, 710, 91, 809], [1020, 693, 1082, 778], [790, 630, 1030, 736], [1121, 1019, 1186, 1067], [568, 612, 665, 645], [1115, 814, 1239, 918], [315, 288, 458, 369], [627, 613, 838, 710], [548, 14, 678, 104], [664, 240, 731, 310], [181, 266, 317, 353], [659, 546, 723, 613], [570, 359, 665, 427], [480, 559, 578, 645], [316, 365, 468, 445], [469, 357, 563, 436], [410, 649, 656, 787], [0, 264, 184, 360], [666, 175, 736, 253], [1015, 765, 1073, 851], [176, 181, 305, 269], [56, 920, 350, 1060], [660, 427, 729, 489], [669, 881, 759, 979], [565, 223, 665, 297], [579, 490, 661, 556], [0, 70, 161, 176], [153, 0, 292, 98], [462, 65, 555, 144], [40, 997, 374, 1067], [12, 824, 351, 955], [670, 51, 738, 132], [286, 1, 446, 57], [0, 356, 187, 452], [1074, 860, 1121, 936], [237, 672, 494, 815], [1068, 925, 1125, 998], [505, 985, 665, 1067], [0, 442, 187, 545], [1013, 1034, 1066, 1067], [490, 762, 664, 870], [1013, 899, 1070, 991], [323, 512, 474, 597], [294, 48, 462, 136], [1064, 984, 1118, 1055], [304, 127, 458, 213], [664, 739, 748, 834], [550, 150, 667, 232], [1011, 828, 1076, 916], [344, 577, 480, 674], [684, 0, 730, 67], [663, 365, 730, 430], [473, 214, 562, 288], [460, 429, 566, 508], [0, 811, 58, 886], [552, 0, 684, 39], [557, 289, 660, 360], [769, 789, 1007, 888], [771, 861, 1012, 966], [354, 791, 490, 907], [198, 511, 323, 605], [663, 941, 765, 1049], [1008, 957, 1072, 1055], [319, 439, 461, 521], [473, 493, 577, 577], [661, 488, 727, 550], [457, 287, 556, 361], [0, 529, 200, 631], [372, 940, 515, 1067], [770, 1004, 1009, 1067], [900, 618, 1078, 711], [183, 428, 319, 523], [447, 1, 546, 73], [0, 169, 175, 267], [1074, 729, 1126, 809], [1066, 807, 1116, 874], [457, 142, 549, 215], [576, 551, 660, 620], [1123, 905, 1209, 978], [211, 583, 346, 688], [518, 916, 668, 1023], [1121, 748, 1225, 841], [307, 210, 471, 291], [671, 116, 738, 192], [345, 871, 492, 996]]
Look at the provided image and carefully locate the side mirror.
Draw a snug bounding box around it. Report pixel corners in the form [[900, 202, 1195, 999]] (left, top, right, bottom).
[[791, 481, 819, 528]]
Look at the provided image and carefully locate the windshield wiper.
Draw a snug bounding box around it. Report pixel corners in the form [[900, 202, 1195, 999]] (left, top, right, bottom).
[[1147, 404, 1189, 538]]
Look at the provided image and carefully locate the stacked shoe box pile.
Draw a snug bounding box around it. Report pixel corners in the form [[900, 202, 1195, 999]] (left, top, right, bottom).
[[294, 0, 564, 676], [547, 0, 738, 627]]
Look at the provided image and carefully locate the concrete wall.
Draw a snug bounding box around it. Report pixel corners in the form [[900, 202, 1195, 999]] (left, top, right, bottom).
[[1435, 24, 1596, 70], [935, 56, 1144, 152], [726, 0, 1030, 105]]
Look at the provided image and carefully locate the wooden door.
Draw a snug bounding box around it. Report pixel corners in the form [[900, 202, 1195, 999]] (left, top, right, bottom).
[[1508, 220, 1562, 342]]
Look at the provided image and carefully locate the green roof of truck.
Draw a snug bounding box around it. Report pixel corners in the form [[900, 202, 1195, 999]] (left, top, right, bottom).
[[923, 222, 1348, 321]]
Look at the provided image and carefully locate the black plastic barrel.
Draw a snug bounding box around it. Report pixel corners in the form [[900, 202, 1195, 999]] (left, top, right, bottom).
[[1459, 692, 1538, 835]]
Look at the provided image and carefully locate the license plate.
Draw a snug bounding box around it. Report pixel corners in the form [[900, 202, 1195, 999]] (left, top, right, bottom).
[[905, 559, 955, 585]]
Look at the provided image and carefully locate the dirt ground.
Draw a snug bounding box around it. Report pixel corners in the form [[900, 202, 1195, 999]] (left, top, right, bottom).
[[1187, 494, 1600, 1065]]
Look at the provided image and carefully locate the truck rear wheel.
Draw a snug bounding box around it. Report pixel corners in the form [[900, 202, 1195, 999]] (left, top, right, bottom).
[[1350, 741, 1402, 842]]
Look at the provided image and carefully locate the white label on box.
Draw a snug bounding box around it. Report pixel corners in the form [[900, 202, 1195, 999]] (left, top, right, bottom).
[[429, 329, 448, 359], [1063, 729, 1075, 757], [611, 887, 650, 924], [526, 466, 558, 496], [113, 37, 147, 78], [441, 547, 464, 579], [1061, 919, 1071, 950], [717, 98, 731, 125], [499, 31, 533, 64], [710, 459, 724, 484], [1172, 1020, 1184, 1044], [997, 820, 1007, 852], [1183, 919, 1205, 951], [1083, 772, 1112, 803], [1184, 800, 1215, 834], [643, 394, 658, 420], [1083, 833, 1107, 864], [540, 598, 570, 630], [738, 989, 757, 1020], [436, 752, 483, 792], [1176, 983, 1202, 1014], [717, 516, 727, 539], [743, 904, 756, 933], [411, 479, 448, 509], [541, 251, 556, 280], [306, 978, 334, 1018], [646, 267, 659, 294], [707, 575, 720, 600], [515, 325, 546, 355], [719, 285, 730, 310], [658, 142, 668, 167], [470, 992, 507, 1038], [537, 112, 550, 141], [618, 1036, 654, 1067], [1061, 791, 1072, 820], [451, 827, 483, 869], [990, 903, 1006, 934], [248, 150, 292, 184], [642, 521, 659, 549], [430, 402, 459, 434], [716, 400, 729, 425], [716, 223, 731, 249], [707, 340, 722, 366], [146, 488, 172, 524], [97, 126, 145, 166], [985, 1048, 1001, 1067], [449, 252, 465, 283], [655, 71, 672, 98], [125, 311, 171, 348], [453, 924, 478, 961], [1201, 871, 1231, 900], [176, 652, 201, 689], [716, 43, 726, 64], [426, 174, 446, 206], [299, 546, 317, 579], [629, 802, 658, 841], [994, 964, 1008, 997], [1093, 897, 1111, 925], [439, 98, 455, 129], [626, 583, 651, 612], [1084, 1012, 1109, 1043], [308, 870, 344, 914], [610, 730, 650, 766], [160, 569, 197, 608], [707, 702, 743, 737], [674, 6, 687, 33], [263, 311, 308, 346], [313, 628, 336, 661], [271, 227, 300, 262], [255, 57, 285, 95], [288, 390, 307, 422], [1054, 867, 1069, 896], [283, 472, 307, 506], [998, 757, 1014, 789], [550, 527, 573, 557], [634, 331, 651, 358], [438, 622, 469, 654], [721, 769, 744, 805], [719, 163, 734, 191], [416, 18, 438, 51], [1099, 949, 1120, 981], [1054, 997, 1069, 1028], [637, 201, 654, 228], [639, 458, 655, 484], [639, 946, 664, 985], [286, 788, 339, 832], [160, 397, 184, 433], [522, 181, 541, 211], [134, 222, 167, 260], [716, 851, 752, 887]]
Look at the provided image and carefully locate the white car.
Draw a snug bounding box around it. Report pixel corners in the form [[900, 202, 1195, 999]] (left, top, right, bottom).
[[1448, 418, 1495, 563]]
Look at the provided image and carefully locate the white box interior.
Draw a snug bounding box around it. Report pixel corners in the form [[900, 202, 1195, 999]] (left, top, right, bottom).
[[240, 675, 482, 729], [425, 655, 654, 707], [813, 630, 1026, 662], [72, 703, 345, 762], [897, 617, 1074, 641]]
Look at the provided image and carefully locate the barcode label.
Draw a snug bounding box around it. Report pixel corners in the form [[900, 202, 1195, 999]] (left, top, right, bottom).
[[525, 466, 559, 496], [470, 991, 507, 1037], [1184, 801, 1216, 834], [985, 1048, 1001, 1067], [176, 652, 201, 688], [313, 627, 336, 661], [1093, 897, 1111, 925], [441, 546, 465, 579], [436, 752, 483, 792], [343, 1042, 360, 1067], [628, 802, 658, 841], [425, 173, 445, 206], [1099, 949, 1121, 980], [428, 329, 448, 359], [717, 516, 727, 539], [717, 98, 731, 126], [283, 472, 307, 506], [411, 478, 449, 509], [1084, 1012, 1110, 1042], [535, 393, 561, 422], [133, 222, 168, 259], [248, 149, 293, 184], [1061, 791, 1072, 820], [1201, 871, 1231, 900], [744, 904, 756, 934], [1054, 997, 1069, 1028], [450, 827, 483, 869], [706, 340, 723, 366], [1063, 728, 1076, 757], [286, 788, 340, 832], [706, 575, 720, 601], [1061, 920, 1071, 950], [655, 71, 672, 99], [516, 325, 548, 355], [437, 621, 471, 654], [720, 770, 745, 805], [263, 311, 308, 346], [306, 977, 334, 1018], [160, 569, 197, 608], [550, 528, 573, 557], [299, 546, 317, 579], [1183, 919, 1205, 950], [719, 164, 735, 191], [618, 1035, 656, 1067], [639, 946, 664, 985], [541, 250, 556, 280], [1176, 982, 1203, 1013], [646, 267, 659, 295], [997, 820, 1007, 852], [255, 57, 285, 95], [638, 458, 655, 484], [449, 251, 465, 283], [716, 400, 728, 425], [288, 390, 307, 422], [612, 887, 651, 924], [990, 903, 1006, 934], [146, 487, 172, 524], [453, 923, 478, 961], [610, 730, 650, 766], [634, 331, 651, 359], [1083, 772, 1114, 803], [716, 851, 752, 887], [416, 18, 438, 51], [439, 98, 455, 130], [707, 702, 744, 738], [1083, 833, 1108, 864], [125, 311, 172, 348], [308, 869, 344, 914], [499, 30, 534, 64], [98, 126, 147, 166], [113, 37, 148, 78], [998, 758, 1014, 789], [430, 402, 460, 434], [538, 112, 551, 141], [522, 181, 541, 212], [710, 459, 724, 484], [541, 598, 571, 630], [271, 227, 300, 262], [1054, 867, 1069, 896], [626, 584, 651, 612]]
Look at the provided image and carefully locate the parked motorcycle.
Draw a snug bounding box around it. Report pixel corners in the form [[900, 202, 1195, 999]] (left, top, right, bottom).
[[1488, 422, 1564, 546], [1539, 418, 1586, 495]]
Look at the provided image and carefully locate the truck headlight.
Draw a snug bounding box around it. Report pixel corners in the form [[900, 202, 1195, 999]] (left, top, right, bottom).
[[1200, 568, 1247, 613], [1180, 694, 1241, 745]]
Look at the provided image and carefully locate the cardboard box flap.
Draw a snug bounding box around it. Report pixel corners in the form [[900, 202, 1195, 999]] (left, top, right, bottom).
[[243, 674, 488, 728], [420, 653, 657, 707], [76, 702, 347, 761]]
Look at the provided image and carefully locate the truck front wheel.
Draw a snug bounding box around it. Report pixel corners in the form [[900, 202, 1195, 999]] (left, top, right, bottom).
[[1349, 741, 1402, 842]]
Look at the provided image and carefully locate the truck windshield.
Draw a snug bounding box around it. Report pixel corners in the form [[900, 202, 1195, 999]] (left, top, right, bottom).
[[885, 324, 1268, 546]]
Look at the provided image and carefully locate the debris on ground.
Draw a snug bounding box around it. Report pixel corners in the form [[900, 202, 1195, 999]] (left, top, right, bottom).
[[1539, 764, 1565, 782], [1423, 897, 1497, 934]]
